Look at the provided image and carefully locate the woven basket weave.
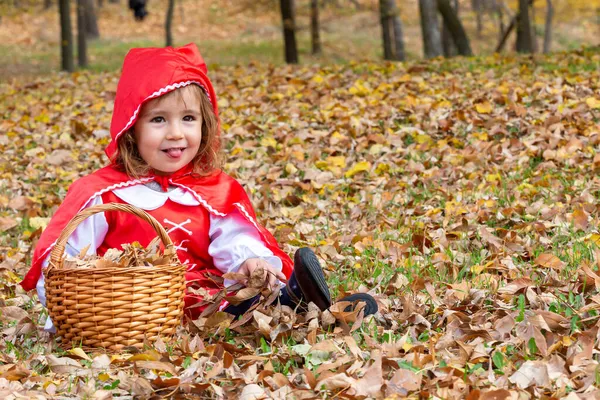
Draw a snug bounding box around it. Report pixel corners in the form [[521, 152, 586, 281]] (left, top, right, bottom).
[[45, 203, 186, 350]]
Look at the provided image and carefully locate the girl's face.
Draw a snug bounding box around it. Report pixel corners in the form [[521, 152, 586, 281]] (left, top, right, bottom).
[[133, 86, 203, 175]]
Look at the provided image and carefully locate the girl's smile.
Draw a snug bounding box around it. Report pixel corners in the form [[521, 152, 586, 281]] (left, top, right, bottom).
[[162, 147, 186, 158]]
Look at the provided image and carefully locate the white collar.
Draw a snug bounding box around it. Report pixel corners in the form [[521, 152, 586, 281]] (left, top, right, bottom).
[[112, 183, 201, 210]]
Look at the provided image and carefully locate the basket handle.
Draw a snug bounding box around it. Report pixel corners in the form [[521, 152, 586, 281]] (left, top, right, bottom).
[[49, 203, 175, 269]]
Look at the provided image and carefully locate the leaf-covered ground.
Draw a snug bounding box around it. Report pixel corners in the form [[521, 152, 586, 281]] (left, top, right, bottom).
[[2, 49, 600, 398]]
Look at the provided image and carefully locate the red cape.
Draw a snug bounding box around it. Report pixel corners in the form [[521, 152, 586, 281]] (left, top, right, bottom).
[[21, 166, 293, 291]]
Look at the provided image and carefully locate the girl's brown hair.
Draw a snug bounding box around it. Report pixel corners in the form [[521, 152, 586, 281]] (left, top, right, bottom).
[[114, 84, 221, 177]]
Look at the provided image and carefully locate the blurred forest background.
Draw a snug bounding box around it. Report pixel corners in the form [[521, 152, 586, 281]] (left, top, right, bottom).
[[0, 0, 598, 80]]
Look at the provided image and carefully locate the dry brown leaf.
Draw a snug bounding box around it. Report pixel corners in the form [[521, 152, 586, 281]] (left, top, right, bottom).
[[534, 253, 565, 270]]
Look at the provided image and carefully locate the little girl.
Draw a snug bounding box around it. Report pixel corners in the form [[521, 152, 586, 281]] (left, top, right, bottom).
[[20, 44, 377, 329]]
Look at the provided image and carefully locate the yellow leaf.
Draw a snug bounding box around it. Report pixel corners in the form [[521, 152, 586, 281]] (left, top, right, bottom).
[[472, 132, 488, 141], [217, 98, 230, 108], [471, 264, 485, 275], [98, 373, 110, 382], [311, 74, 324, 84], [6, 271, 22, 284], [470, 260, 494, 275], [586, 97, 600, 109], [348, 80, 370, 96], [345, 161, 371, 178], [587, 233, 600, 246], [562, 336, 574, 346], [573, 208, 588, 231], [285, 163, 297, 174], [68, 348, 92, 361], [269, 92, 285, 101], [127, 351, 161, 362], [29, 217, 50, 231], [259, 137, 277, 148], [375, 163, 390, 175], [415, 134, 432, 145], [326, 156, 346, 168], [34, 111, 50, 124], [315, 160, 328, 170], [486, 173, 501, 183], [475, 102, 493, 114], [291, 150, 305, 161], [369, 144, 384, 155], [281, 205, 304, 219]]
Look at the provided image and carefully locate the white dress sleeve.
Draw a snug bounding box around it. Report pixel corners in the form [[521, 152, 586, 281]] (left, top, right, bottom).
[[209, 209, 283, 287], [36, 195, 108, 332]]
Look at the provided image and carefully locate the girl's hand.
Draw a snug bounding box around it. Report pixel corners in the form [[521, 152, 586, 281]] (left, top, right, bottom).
[[237, 258, 286, 291]]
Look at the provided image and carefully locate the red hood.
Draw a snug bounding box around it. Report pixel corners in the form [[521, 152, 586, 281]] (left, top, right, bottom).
[[106, 43, 219, 160]]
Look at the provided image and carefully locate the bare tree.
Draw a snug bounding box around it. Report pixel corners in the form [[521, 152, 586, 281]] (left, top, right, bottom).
[[379, 0, 405, 61], [496, 0, 533, 52], [543, 0, 553, 53], [77, 0, 88, 67], [83, 0, 99, 38], [59, 0, 74, 71], [437, 0, 472, 56], [166, 0, 175, 47], [419, 0, 443, 58], [441, 0, 458, 56], [310, 0, 321, 54], [516, 0, 533, 53], [280, 0, 298, 64], [472, 0, 484, 37]]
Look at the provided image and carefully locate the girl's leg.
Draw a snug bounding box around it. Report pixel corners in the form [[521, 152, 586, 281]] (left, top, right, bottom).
[[280, 248, 378, 316], [222, 295, 260, 317], [223, 248, 378, 317]]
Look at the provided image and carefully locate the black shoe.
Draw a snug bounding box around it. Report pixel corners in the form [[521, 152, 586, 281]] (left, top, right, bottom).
[[337, 293, 378, 316], [291, 248, 332, 311]]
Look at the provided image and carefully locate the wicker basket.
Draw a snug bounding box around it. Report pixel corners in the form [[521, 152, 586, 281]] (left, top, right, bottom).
[[45, 203, 186, 350]]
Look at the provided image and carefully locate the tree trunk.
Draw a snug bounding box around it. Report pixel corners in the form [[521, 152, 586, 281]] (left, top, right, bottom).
[[97, 0, 103, 7], [280, 0, 298, 64], [77, 0, 88, 67], [516, 0, 533, 53], [530, 0, 538, 52], [496, 14, 516, 52], [379, 0, 405, 61], [165, 0, 175, 47], [543, 0, 553, 53], [437, 0, 472, 56], [497, 4, 505, 40], [419, 0, 443, 58], [473, 0, 483, 37], [45, 0, 53, 9], [380, 0, 394, 60], [441, 0, 458, 57], [391, 3, 405, 61], [59, 0, 74, 72], [310, 0, 321, 54], [83, 0, 99, 39], [109, 0, 118, 3]]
